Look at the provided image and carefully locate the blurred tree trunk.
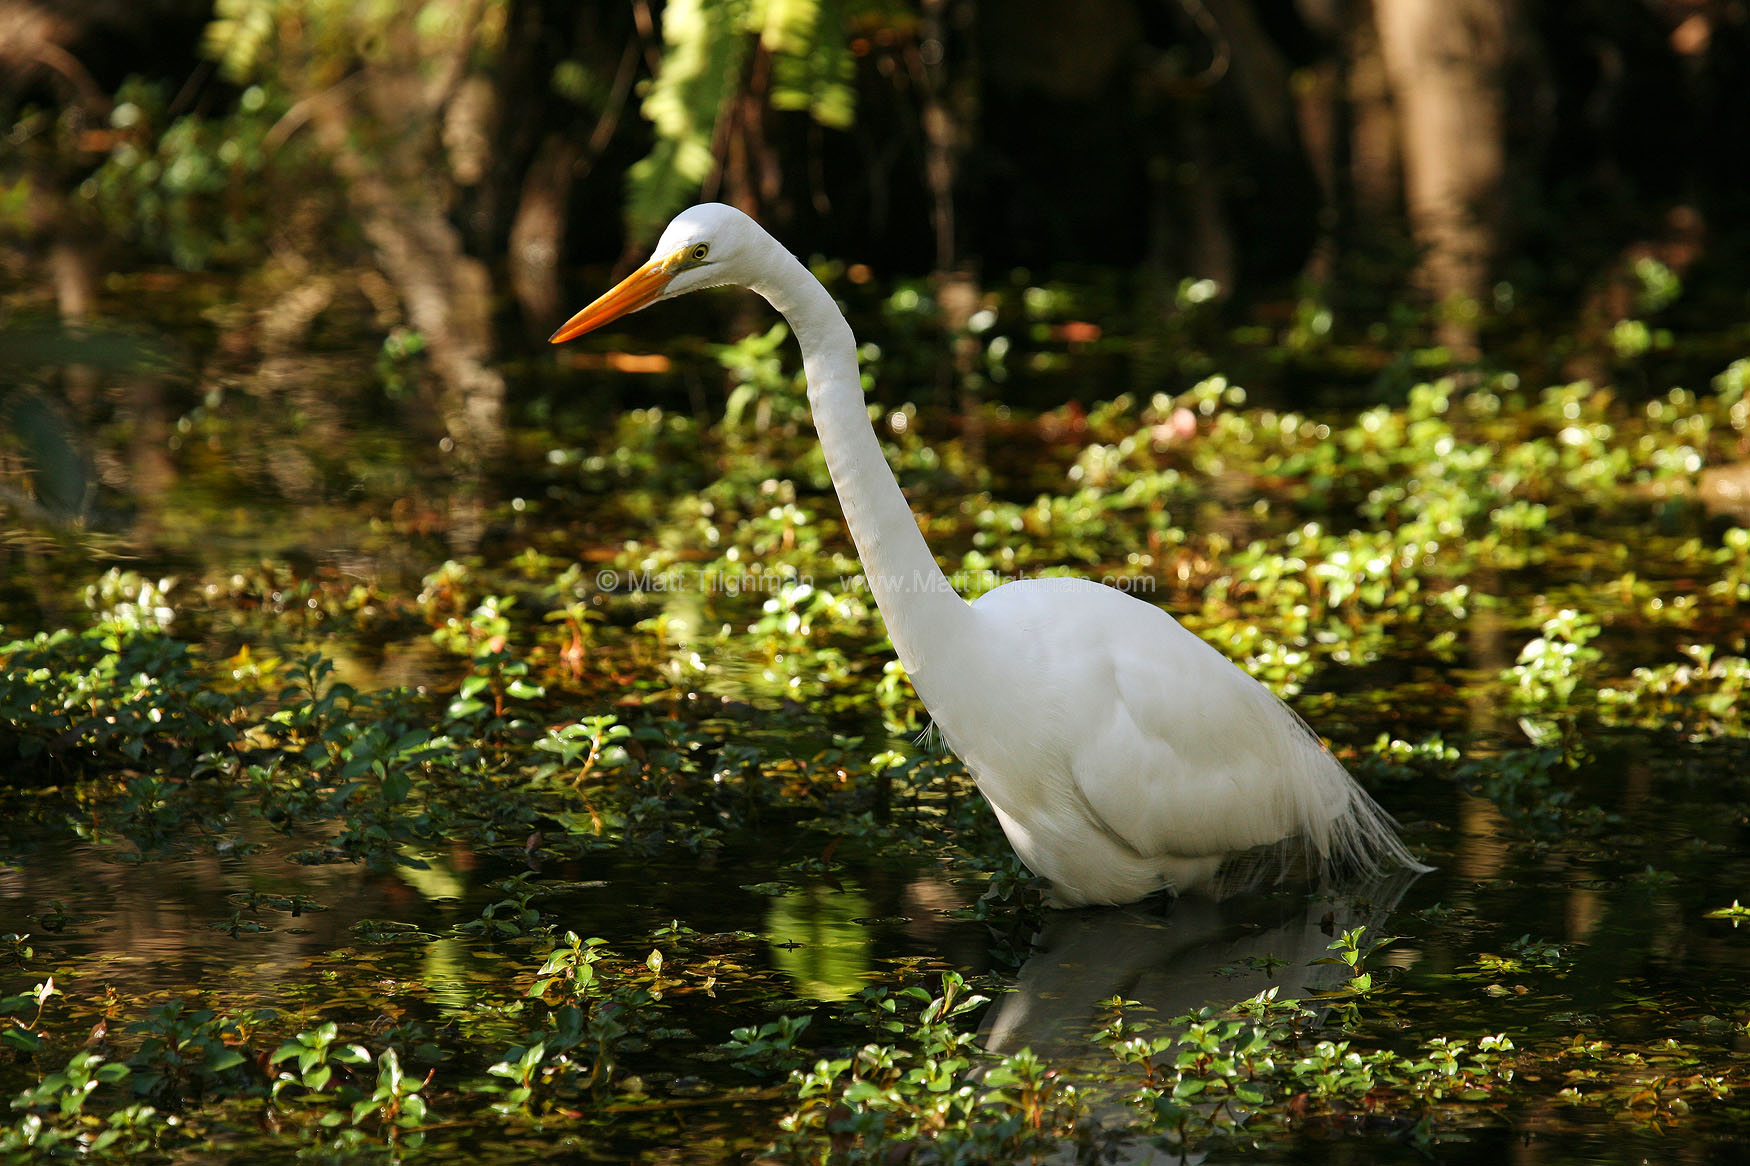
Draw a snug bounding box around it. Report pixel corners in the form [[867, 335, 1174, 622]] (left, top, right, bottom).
[[920, 0, 984, 465], [492, 0, 642, 340], [310, 94, 505, 453], [3, 1, 111, 406], [1372, 0, 1510, 356], [1197, 0, 1305, 293], [1341, 6, 1399, 233], [507, 135, 580, 337], [34, 183, 104, 411], [291, 14, 506, 548], [0, 0, 179, 534]]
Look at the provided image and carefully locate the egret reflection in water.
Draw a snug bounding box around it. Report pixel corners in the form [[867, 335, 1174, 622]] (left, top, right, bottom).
[[982, 869, 1422, 1059]]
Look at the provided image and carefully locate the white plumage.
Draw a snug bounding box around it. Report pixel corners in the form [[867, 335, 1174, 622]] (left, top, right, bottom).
[[552, 203, 1424, 907]]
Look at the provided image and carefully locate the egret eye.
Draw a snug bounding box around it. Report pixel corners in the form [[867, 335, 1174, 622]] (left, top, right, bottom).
[[690, 243, 710, 262]]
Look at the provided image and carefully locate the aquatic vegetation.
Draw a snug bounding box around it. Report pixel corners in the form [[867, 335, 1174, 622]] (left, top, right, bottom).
[[766, 973, 1079, 1162], [7, 275, 1750, 1159], [1599, 644, 1750, 736]]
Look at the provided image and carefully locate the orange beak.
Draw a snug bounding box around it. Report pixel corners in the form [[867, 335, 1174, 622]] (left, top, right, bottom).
[[548, 253, 678, 344]]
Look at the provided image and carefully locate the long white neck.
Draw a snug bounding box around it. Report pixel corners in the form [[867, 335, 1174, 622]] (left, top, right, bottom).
[[748, 245, 968, 678]]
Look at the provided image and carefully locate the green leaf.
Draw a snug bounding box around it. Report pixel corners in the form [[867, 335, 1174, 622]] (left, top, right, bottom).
[[381, 769, 412, 805], [207, 1049, 247, 1073]]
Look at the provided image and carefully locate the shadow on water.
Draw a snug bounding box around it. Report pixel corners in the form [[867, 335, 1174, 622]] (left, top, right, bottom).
[[982, 870, 1421, 1061]]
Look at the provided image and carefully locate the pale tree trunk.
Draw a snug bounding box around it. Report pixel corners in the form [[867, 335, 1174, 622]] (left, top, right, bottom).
[[313, 95, 506, 454], [302, 35, 507, 550], [507, 135, 578, 339], [1344, 9, 1399, 231], [1373, 0, 1510, 357]]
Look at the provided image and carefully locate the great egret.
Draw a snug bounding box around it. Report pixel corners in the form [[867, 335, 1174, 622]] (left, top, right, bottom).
[[551, 203, 1424, 906]]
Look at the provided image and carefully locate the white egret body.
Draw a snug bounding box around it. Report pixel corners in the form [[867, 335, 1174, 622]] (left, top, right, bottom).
[[552, 204, 1423, 906]]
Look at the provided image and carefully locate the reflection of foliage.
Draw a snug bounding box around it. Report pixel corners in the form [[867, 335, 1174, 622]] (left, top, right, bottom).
[[765, 881, 873, 1000], [5, 211, 1750, 1161], [0, 320, 185, 527], [0, 388, 90, 522]]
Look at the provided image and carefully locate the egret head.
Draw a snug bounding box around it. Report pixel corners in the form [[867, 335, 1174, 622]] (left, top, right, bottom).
[[549, 203, 763, 344]]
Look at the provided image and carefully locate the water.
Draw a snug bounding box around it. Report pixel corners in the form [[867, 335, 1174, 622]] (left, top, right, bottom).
[[5, 292, 1750, 1160], [5, 711, 1744, 1160]]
